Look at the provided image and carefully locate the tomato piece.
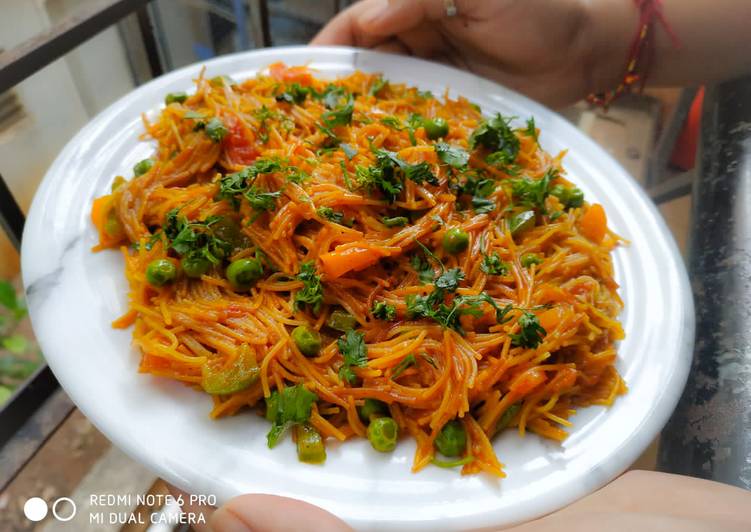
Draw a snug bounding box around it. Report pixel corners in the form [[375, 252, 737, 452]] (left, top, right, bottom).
[[223, 115, 258, 165], [268, 62, 313, 85]]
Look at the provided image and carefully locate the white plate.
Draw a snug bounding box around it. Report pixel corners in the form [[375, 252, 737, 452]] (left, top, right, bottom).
[[21, 46, 694, 531]]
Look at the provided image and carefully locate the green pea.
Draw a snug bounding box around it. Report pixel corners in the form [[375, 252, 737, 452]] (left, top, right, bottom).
[[146, 259, 177, 287], [367, 416, 399, 452], [509, 210, 536, 235], [291, 325, 322, 357], [358, 398, 389, 423], [133, 158, 154, 177], [550, 185, 584, 208], [295, 424, 326, 464], [181, 255, 211, 278], [424, 117, 449, 140], [327, 309, 358, 332], [434, 420, 467, 457], [165, 91, 188, 105], [442, 227, 469, 254], [226, 258, 263, 290]]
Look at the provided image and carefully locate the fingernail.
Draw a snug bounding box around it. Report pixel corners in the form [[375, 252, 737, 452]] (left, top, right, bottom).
[[209, 507, 252, 532], [359, 0, 389, 27]]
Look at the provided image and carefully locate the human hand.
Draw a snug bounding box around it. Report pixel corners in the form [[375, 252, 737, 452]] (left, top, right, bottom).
[[311, 0, 636, 107], [205, 471, 751, 531]]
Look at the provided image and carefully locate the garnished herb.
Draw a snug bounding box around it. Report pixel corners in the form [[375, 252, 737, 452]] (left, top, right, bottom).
[[372, 301, 396, 321], [379, 116, 403, 129], [340, 143, 358, 160], [391, 354, 416, 380], [524, 117, 539, 144], [416, 89, 433, 99], [431, 456, 475, 468], [410, 254, 435, 285], [369, 77, 388, 96], [470, 114, 520, 168], [265, 384, 318, 448], [435, 142, 469, 169], [481, 251, 509, 276], [521, 253, 543, 268], [337, 329, 368, 384], [321, 102, 354, 128], [434, 268, 464, 292], [252, 105, 279, 143], [275, 83, 309, 104], [381, 215, 408, 227], [459, 173, 496, 214], [162, 209, 232, 267], [218, 158, 285, 206], [316, 206, 348, 225], [356, 149, 437, 201], [508, 210, 536, 235], [205, 117, 228, 143], [511, 169, 554, 211], [510, 312, 546, 348], [286, 168, 310, 184], [294, 261, 324, 315], [165, 92, 188, 105], [244, 187, 281, 219], [421, 353, 438, 368]]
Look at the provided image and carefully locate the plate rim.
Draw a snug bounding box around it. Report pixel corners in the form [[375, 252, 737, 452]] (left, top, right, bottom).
[[21, 45, 695, 531]]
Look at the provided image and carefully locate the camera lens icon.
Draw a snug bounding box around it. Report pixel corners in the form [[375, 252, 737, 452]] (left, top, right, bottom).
[[23, 497, 76, 522]]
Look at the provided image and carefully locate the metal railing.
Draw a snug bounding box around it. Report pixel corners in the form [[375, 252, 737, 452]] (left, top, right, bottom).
[[0, 0, 277, 491]]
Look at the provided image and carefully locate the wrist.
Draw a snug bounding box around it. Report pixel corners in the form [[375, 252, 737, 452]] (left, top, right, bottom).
[[581, 0, 639, 97]]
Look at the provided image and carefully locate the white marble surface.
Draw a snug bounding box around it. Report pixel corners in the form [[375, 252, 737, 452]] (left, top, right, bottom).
[[20, 46, 694, 531]]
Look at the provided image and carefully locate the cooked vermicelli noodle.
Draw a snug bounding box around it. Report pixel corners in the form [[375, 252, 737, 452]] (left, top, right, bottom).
[[92, 63, 626, 476]]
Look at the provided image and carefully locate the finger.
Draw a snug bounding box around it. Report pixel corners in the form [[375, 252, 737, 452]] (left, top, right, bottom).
[[372, 39, 412, 56], [209, 494, 352, 532], [166, 483, 214, 532], [311, 0, 388, 47], [361, 0, 471, 37]]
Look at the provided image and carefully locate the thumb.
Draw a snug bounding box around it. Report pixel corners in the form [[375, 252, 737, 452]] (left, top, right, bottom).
[[209, 494, 352, 532]]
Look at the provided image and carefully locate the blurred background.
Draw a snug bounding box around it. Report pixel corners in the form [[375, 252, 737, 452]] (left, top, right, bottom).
[[0, 1, 701, 530]]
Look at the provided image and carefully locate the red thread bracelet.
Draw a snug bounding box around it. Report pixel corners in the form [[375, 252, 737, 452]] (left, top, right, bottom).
[[587, 0, 681, 107]]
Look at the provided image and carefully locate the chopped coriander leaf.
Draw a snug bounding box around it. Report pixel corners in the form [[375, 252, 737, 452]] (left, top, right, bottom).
[[379, 116, 403, 129], [265, 384, 318, 448], [521, 253, 543, 268], [471, 196, 496, 214], [416, 89, 433, 99], [381, 215, 408, 227], [549, 184, 584, 208], [317, 206, 346, 225], [510, 311, 546, 348], [403, 162, 437, 185], [391, 354, 416, 379], [205, 117, 228, 143], [244, 187, 281, 216], [509, 210, 536, 235], [481, 252, 509, 276], [470, 113, 520, 166], [372, 301, 396, 321], [369, 77, 389, 96], [322, 85, 351, 109], [321, 102, 354, 128], [435, 142, 469, 168], [162, 210, 232, 266], [356, 163, 403, 202], [434, 268, 464, 292], [286, 168, 310, 184], [524, 117, 539, 144], [275, 83, 309, 104], [340, 143, 358, 159], [337, 329, 368, 384], [549, 211, 564, 221], [511, 170, 554, 210], [218, 158, 284, 204], [165, 91, 188, 105], [410, 254, 435, 285], [294, 261, 324, 315]]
